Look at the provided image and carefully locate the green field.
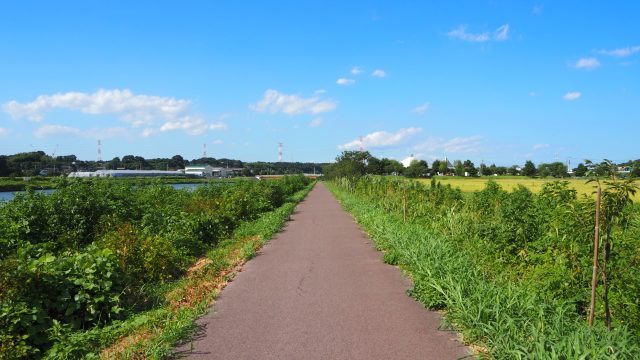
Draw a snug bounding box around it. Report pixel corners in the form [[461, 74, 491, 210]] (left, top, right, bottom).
[[420, 176, 640, 201]]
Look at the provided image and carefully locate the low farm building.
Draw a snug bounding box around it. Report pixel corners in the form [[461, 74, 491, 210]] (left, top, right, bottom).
[[68, 170, 185, 178]]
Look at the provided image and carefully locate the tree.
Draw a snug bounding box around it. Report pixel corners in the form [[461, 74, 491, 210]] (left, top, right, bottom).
[[432, 160, 441, 174], [522, 161, 537, 177], [0, 156, 8, 176], [453, 160, 464, 176], [507, 165, 519, 176], [463, 160, 478, 176], [438, 161, 448, 174], [382, 158, 404, 175], [366, 157, 384, 175], [573, 163, 588, 177], [631, 160, 640, 177], [479, 163, 488, 176], [168, 155, 185, 169], [323, 151, 372, 180], [404, 160, 428, 178]]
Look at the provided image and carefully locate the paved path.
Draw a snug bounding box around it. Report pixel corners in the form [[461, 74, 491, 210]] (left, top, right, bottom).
[[178, 183, 468, 359]]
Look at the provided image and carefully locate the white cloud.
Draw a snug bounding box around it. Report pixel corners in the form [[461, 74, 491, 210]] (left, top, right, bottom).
[[141, 128, 158, 138], [494, 24, 510, 41], [412, 102, 430, 115], [336, 78, 355, 86], [350, 67, 364, 75], [414, 135, 484, 154], [209, 122, 228, 130], [448, 24, 510, 42], [600, 46, 640, 57], [308, 118, 322, 128], [3, 89, 190, 124], [574, 57, 600, 70], [563, 92, 582, 101], [338, 127, 422, 150], [159, 115, 224, 136], [0, 127, 9, 136], [3, 89, 225, 137], [371, 69, 387, 78], [212, 139, 224, 145], [532, 143, 550, 150], [34, 124, 129, 139], [447, 26, 489, 42], [250, 89, 337, 115]]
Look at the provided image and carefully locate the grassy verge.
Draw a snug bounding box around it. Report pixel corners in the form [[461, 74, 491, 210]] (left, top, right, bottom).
[[327, 182, 639, 359], [42, 182, 315, 359]]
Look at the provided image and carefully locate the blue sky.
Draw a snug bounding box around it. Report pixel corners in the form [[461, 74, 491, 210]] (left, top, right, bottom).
[[0, 1, 638, 166]]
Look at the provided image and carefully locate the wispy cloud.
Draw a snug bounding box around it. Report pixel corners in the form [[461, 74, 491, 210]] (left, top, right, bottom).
[[574, 57, 600, 70], [494, 24, 510, 41], [448, 24, 510, 42], [412, 102, 430, 115], [308, 118, 322, 128], [338, 127, 422, 150], [371, 69, 387, 78], [532, 143, 550, 150], [563, 92, 582, 101], [34, 124, 129, 139], [600, 46, 640, 57], [336, 78, 355, 86], [212, 139, 224, 145], [350, 67, 364, 75], [414, 135, 484, 154], [250, 89, 337, 115], [0, 127, 9, 136], [447, 26, 489, 42]]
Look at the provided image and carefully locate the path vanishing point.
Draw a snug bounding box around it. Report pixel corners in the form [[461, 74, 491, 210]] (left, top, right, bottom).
[[179, 183, 468, 359]]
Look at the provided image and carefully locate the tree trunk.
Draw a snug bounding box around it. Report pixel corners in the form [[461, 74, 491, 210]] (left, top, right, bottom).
[[588, 187, 601, 327]]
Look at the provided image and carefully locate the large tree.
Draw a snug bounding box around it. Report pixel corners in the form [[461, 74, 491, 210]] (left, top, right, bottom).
[[323, 151, 372, 180], [522, 160, 537, 177], [405, 160, 429, 178]]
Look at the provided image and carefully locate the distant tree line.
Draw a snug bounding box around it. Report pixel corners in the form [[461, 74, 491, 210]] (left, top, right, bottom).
[[322, 151, 640, 180], [0, 151, 328, 177]]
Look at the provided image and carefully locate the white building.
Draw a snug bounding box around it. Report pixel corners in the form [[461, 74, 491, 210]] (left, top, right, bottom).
[[68, 170, 185, 178], [184, 165, 233, 178]]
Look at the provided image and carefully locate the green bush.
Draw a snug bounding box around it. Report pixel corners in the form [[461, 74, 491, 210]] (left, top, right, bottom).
[[0, 175, 310, 358]]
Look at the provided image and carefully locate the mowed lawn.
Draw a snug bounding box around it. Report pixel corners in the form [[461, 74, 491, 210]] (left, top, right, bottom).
[[419, 176, 640, 201]]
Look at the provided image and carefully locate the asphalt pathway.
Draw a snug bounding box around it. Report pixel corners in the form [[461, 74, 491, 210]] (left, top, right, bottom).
[[179, 182, 468, 359]]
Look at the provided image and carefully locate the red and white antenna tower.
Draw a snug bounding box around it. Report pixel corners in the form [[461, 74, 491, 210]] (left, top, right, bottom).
[[278, 142, 283, 162], [97, 139, 102, 162], [358, 136, 365, 152]]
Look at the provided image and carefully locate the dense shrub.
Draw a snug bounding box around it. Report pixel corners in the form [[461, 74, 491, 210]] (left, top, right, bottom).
[[336, 176, 640, 337], [332, 176, 640, 357], [0, 176, 310, 358]]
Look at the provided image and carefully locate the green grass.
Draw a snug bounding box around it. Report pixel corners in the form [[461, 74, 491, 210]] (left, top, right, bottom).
[[419, 176, 640, 201], [328, 182, 639, 359], [40, 182, 316, 359]]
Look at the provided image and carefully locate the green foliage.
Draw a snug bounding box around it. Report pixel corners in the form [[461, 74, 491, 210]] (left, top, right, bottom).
[[329, 176, 640, 357], [0, 175, 310, 358], [522, 160, 537, 177]]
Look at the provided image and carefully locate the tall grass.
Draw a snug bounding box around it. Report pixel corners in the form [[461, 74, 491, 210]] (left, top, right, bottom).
[[329, 177, 639, 358]]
